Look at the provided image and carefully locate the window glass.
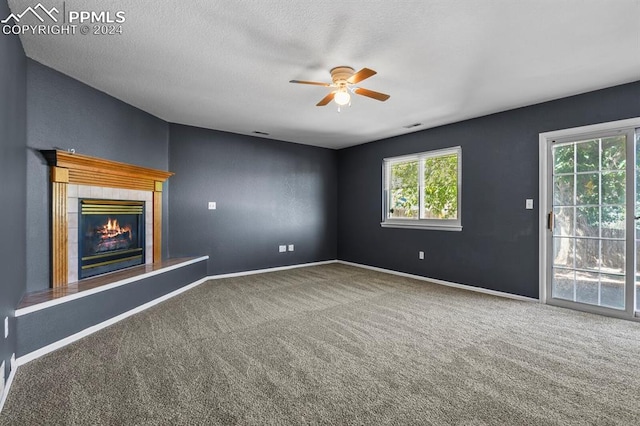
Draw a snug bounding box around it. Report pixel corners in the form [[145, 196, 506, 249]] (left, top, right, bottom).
[[389, 160, 419, 219], [422, 153, 458, 220], [383, 147, 461, 230]]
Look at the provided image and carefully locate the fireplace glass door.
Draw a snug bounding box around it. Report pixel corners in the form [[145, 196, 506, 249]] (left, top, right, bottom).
[[79, 199, 145, 279]]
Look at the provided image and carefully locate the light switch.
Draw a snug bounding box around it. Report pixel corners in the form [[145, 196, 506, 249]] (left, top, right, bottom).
[[208, 202, 216, 210], [526, 199, 534, 210]]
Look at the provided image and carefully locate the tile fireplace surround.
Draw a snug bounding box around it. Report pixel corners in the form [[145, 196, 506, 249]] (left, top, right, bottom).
[[67, 185, 153, 283], [42, 150, 173, 288]]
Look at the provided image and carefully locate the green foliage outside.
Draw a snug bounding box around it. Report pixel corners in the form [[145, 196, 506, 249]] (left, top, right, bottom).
[[423, 155, 458, 219], [553, 136, 627, 271], [389, 161, 419, 218], [553, 136, 626, 235], [389, 154, 458, 220]]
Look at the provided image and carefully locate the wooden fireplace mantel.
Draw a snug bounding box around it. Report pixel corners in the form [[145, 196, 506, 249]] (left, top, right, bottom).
[[41, 150, 174, 288]]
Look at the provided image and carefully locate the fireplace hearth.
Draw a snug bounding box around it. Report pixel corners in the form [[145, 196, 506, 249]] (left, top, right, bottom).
[[79, 199, 145, 279]]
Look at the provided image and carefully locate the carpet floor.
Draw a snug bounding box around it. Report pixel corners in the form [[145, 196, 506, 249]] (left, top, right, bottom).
[[2, 263, 640, 425]]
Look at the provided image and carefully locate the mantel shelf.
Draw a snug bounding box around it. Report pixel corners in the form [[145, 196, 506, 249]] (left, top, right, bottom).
[[41, 150, 174, 183]]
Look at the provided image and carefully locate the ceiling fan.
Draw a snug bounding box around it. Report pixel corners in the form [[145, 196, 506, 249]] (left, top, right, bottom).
[[290, 66, 390, 110]]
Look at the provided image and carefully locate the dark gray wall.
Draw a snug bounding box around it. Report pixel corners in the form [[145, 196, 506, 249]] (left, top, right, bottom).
[[338, 81, 640, 299], [0, 0, 27, 385], [26, 59, 170, 292], [168, 125, 337, 275]]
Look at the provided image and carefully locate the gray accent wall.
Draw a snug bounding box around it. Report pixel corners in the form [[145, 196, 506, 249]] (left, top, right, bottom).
[[26, 59, 170, 292], [168, 125, 337, 275], [337, 81, 640, 299], [0, 0, 26, 385]]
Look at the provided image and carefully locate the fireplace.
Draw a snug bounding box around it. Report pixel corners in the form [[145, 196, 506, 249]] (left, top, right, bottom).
[[42, 150, 173, 287], [79, 199, 145, 279]]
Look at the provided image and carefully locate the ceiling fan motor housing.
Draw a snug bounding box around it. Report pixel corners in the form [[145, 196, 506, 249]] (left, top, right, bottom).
[[330, 66, 355, 86]]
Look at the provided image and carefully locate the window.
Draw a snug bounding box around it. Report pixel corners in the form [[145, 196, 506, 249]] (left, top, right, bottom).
[[382, 146, 462, 231]]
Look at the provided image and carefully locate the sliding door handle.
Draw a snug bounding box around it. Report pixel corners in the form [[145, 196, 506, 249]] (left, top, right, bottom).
[[547, 211, 554, 231]]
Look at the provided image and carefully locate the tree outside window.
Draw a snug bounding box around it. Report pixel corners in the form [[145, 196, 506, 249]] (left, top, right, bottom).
[[384, 147, 461, 230]]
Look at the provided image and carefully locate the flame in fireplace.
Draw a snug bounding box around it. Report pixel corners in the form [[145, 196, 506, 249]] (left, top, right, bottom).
[[99, 218, 132, 240]]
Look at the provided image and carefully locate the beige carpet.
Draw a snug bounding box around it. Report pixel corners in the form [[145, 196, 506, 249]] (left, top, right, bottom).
[[2, 263, 640, 425]]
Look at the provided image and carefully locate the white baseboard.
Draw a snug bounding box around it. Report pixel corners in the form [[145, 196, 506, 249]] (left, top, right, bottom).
[[0, 354, 17, 414], [16, 258, 532, 367], [205, 260, 338, 280], [5, 257, 533, 414], [337, 260, 538, 303], [15, 259, 339, 367], [16, 276, 210, 367]]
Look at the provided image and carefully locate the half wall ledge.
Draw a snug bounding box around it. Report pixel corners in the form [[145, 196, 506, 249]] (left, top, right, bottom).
[[15, 256, 208, 358]]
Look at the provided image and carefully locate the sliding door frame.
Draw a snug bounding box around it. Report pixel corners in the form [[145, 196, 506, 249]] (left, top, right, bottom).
[[539, 117, 640, 320]]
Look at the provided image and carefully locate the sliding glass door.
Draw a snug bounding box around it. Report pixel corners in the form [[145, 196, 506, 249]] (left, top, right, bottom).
[[548, 128, 637, 318]]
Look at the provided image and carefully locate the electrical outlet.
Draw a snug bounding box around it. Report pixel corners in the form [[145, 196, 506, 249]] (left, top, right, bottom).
[[278, 245, 287, 253], [288, 244, 294, 252], [3, 317, 7, 339], [419, 251, 425, 260], [208, 201, 217, 210]]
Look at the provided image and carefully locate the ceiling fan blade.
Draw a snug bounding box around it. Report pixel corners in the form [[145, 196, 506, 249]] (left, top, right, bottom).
[[289, 80, 331, 86], [354, 87, 390, 102], [316, 92, 335, 106], [347, 68, 377, 84]]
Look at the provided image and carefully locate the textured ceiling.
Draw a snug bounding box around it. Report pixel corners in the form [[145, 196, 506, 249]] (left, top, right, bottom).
[[8, 0, 640, 149]]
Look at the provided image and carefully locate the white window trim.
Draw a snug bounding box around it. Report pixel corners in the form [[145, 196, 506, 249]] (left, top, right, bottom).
[[381, 146, 462, 231]]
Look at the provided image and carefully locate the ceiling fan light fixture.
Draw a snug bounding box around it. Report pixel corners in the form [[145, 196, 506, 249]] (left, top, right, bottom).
[[334, 89, 351, 106], [290, 66, 389, 107]]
